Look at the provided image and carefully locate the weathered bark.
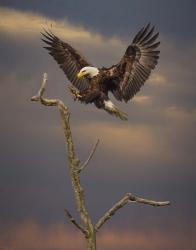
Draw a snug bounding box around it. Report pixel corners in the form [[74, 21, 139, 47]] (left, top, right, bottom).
[[31, 73, 96, 249], [31, 73, 170, 250], [95, 193, 170, 231]]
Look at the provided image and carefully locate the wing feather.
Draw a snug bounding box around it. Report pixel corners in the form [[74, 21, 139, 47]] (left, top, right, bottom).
[[103, 24, 160, 102], [41, 29, 91, 91]]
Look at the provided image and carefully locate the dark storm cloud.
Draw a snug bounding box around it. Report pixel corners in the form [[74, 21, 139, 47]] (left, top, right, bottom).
[[0, 6, 195, 250], [1, 0, 196, 41]]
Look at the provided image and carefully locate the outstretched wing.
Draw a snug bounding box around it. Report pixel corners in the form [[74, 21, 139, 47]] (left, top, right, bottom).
[[41, 29, 91, 91], [103, 23, 160, 102]]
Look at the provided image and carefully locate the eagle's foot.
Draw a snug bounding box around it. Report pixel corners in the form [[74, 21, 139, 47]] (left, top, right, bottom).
[[68, 85, 82, 101]]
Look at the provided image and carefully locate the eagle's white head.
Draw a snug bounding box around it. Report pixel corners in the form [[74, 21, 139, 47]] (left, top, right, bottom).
[[77, 66, 99, 79]]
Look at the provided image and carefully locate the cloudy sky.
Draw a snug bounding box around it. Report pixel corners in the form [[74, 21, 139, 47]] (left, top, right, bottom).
[[0, 1, 195, 249]]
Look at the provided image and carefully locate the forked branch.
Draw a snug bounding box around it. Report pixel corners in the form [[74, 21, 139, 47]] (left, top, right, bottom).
[[31, 73, 170, 250], [95, 193, 170, 231], [31, 72, 59, 106]]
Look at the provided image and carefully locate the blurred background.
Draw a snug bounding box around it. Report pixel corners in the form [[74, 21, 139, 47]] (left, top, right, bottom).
[[0, 1, 195, 249]]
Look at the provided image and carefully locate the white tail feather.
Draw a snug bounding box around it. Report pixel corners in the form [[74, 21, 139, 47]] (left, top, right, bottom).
[[104, 100, 128, 121]]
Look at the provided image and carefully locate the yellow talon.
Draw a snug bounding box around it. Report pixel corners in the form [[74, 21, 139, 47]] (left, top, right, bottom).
[[68, 85, 82, 100], [76, 93, 82, 98]]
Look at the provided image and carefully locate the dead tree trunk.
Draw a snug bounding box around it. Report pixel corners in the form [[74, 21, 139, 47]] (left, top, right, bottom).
[[31, 73, 170, 250]]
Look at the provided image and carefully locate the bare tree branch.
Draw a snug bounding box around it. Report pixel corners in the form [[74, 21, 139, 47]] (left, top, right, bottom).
[[31, 73, 96, 250], [78, 139, 100, 173], [128, 194, 170, 206], [95, 193, 170, 231], [31, 73, 47, 101], [64, 209, 87, 236], [31, 73, 170, 250], [31, 73, 58, 106]]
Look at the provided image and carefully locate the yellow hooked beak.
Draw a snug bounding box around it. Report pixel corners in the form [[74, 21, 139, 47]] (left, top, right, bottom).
[[77, 71, 87, 79]]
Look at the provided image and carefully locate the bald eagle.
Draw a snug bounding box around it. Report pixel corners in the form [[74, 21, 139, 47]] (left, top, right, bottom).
[[41, 23, 160, 120]]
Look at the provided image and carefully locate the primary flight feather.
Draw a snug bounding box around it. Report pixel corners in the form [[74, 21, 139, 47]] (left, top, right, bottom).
[[41, 23, 160, 120]]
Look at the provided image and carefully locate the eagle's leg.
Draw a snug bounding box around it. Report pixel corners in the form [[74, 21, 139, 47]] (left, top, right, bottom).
[[68, 85, 82, 101]]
